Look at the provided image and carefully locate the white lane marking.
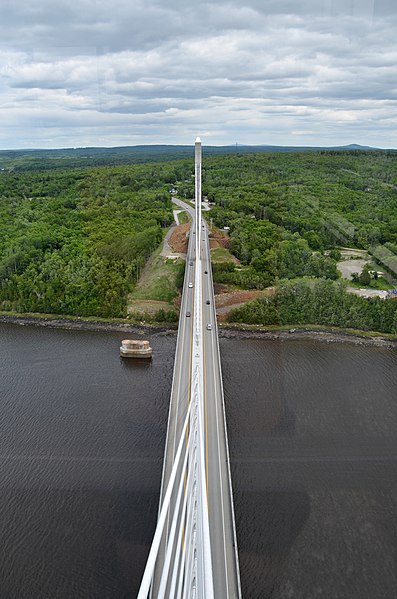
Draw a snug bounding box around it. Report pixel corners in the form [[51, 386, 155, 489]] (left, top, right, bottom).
[[206, 242, 230, 597]]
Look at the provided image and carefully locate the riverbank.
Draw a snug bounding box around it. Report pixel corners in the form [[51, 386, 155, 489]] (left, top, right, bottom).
[[0, 312, 177, 336], [1, 311, 397, 347], [220, 324, 397, 347]]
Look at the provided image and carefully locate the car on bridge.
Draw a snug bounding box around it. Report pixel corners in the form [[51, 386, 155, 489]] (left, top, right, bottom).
[[186, 311, 191, 317], [207, 323, 212, 330], [188, 282, 193, 288]]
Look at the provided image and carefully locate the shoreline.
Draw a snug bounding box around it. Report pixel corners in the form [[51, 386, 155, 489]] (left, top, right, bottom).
[[219, 325, 397, 347], [0, 313, 176, 336], [1, 312, 396, 347]]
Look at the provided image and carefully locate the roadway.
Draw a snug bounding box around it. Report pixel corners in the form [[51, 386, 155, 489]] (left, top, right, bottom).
[[200, 215, 241, 598], [152, 198, 241, 598]]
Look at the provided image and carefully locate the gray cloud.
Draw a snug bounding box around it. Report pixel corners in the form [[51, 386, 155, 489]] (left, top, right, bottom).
[[0, 0, 396, 148]]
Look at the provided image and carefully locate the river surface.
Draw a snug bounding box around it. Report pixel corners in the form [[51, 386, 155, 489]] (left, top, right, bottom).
[[0, 323, 396, 598]]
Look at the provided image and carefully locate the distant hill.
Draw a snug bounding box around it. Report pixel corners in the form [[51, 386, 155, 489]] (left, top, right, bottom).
[[0, 142, 393, 171], [331, 143, 377, 150], [239, 143, 381, 152]]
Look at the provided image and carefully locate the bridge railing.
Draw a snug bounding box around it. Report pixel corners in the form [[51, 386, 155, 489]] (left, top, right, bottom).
[[138, 137, 216, 598], [137, 364, 214, 599]]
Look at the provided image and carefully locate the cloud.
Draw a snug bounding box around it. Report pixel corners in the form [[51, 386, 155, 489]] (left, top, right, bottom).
[[0, 1, 396, 148]]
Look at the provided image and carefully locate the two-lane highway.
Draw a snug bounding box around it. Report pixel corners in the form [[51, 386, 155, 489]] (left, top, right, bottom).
[[200, 219, 241, 599], [151, 197, 241, 597]]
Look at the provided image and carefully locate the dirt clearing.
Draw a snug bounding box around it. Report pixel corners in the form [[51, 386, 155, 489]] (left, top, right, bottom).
[[169, 223, 190, 254]]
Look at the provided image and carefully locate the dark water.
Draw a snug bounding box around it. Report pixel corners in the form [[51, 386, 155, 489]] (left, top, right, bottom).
[[1, 325, 397, 598], [222, 339, 397, 599]]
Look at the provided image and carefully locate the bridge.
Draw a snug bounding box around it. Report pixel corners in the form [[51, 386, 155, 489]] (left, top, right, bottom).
[[138, 138, 241, 598]]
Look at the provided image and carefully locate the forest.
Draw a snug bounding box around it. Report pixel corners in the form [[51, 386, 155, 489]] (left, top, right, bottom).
[[1, 149, 397, 331], [0, 143, 377, 171], [203, 150, 397, 254], [228, 278, 397, 334], [0, 162, 187, 317], [199, 150, 397, 332]]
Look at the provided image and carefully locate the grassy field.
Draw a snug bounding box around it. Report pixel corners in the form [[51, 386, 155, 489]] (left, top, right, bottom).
[[172, 200, 190, 225], [211, 247, 236, 263], [129, 252, 183, 303], [176, 210, 190, 224], [127, 243, 184, 319], [349, 277, 394, 291]]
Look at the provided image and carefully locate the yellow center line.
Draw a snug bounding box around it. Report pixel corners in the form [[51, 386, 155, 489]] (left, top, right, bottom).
[[202, 242, 209, 501]]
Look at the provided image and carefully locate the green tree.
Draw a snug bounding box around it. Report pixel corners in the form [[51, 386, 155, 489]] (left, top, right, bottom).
[[359, 265, 371, 286]]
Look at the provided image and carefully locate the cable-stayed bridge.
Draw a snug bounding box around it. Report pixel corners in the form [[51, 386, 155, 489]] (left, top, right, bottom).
[[138, 139, 241, 598]]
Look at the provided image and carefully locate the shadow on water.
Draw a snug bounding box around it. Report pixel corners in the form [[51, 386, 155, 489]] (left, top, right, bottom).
[[235, 487, 311, 599], [272, 404, 297, 436], [223, 339, 309, 597], [119, 357, 153, 370], [223, 339, 397, 598]]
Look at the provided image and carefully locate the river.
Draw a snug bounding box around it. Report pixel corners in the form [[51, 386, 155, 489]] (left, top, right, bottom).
[[0, 323, 396, 598]]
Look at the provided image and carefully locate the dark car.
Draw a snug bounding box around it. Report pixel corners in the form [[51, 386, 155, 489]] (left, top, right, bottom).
[[204, 270, 208, 274], [206, 300, 210, 305], [189, 261, 193, 266], [186, 311, 191, 317]]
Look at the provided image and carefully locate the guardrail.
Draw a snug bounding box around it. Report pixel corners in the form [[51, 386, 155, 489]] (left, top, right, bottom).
[[137, 365, 214, 598], [138, 138, 215, 598]]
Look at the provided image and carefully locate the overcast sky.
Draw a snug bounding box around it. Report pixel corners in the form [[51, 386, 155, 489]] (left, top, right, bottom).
[[0, 0, 396, 149]]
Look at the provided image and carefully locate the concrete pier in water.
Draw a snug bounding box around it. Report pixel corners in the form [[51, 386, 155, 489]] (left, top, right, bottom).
[[120, 339, 152, 358]]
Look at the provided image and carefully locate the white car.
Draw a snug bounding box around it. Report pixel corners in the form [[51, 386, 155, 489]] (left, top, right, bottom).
[[188, 282, 193, 288], [207, 323, 212, 330]]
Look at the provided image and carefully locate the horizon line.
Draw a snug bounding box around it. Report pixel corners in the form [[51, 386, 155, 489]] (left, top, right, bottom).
[[0, 142, 394, 152]]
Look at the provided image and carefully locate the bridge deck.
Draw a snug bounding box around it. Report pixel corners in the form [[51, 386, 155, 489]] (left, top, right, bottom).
[[152, 198, 241, 597]]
